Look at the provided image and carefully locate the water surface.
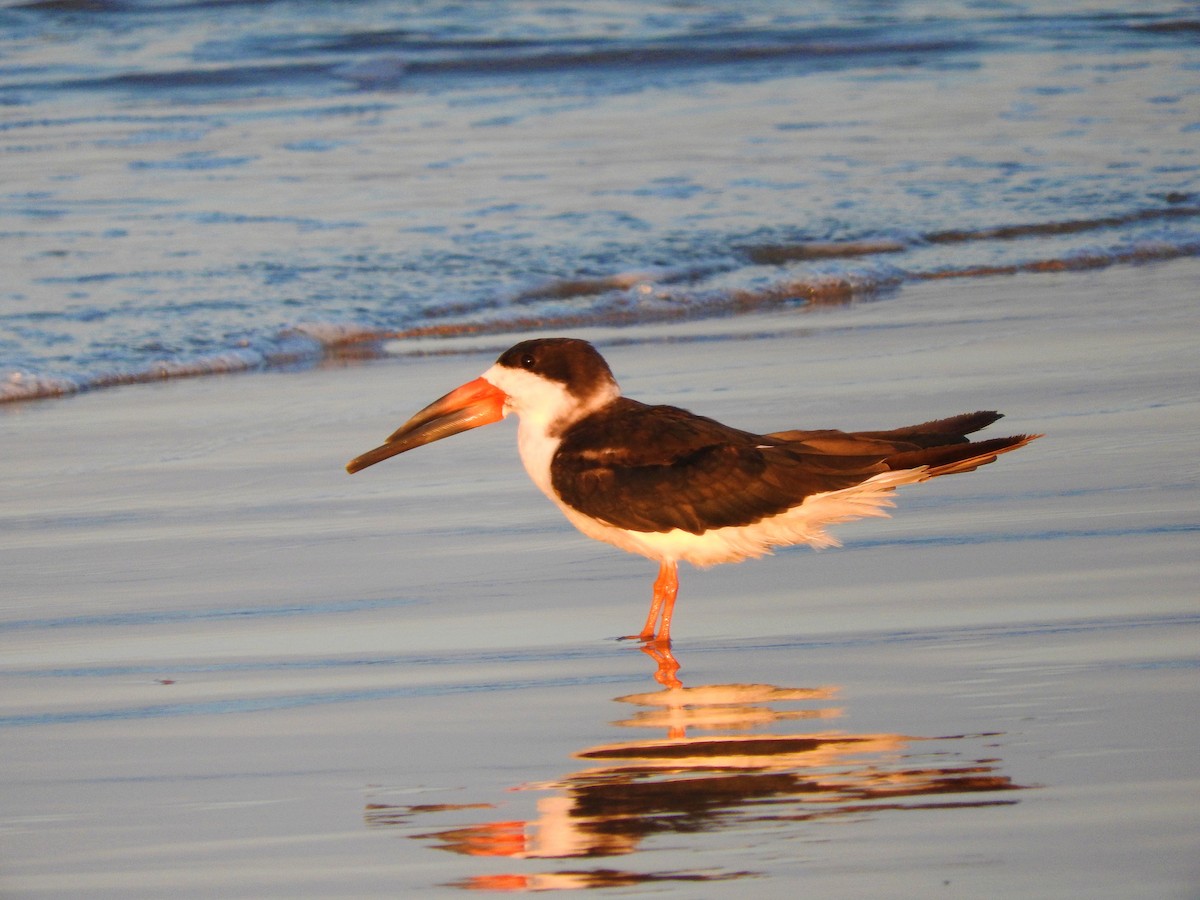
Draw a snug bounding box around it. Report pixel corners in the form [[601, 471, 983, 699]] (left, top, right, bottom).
[[3, 0, 1197, 400]]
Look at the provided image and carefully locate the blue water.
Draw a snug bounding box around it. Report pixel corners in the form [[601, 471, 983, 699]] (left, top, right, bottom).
[[2, 0, 1198, 402]]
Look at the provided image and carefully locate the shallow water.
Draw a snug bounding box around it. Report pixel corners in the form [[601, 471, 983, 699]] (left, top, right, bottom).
[[3, 0, 1198, 400], [2, 1, 1199, 895], [14, 621, 1198, 897], [3, 256, 1199, 895]]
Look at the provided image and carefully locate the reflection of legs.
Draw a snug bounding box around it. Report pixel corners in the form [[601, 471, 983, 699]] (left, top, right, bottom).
[[638, 561, 679, 643], [639, 641, 682, 690]]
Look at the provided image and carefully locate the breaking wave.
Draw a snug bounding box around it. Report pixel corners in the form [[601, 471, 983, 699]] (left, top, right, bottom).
[[6, 204, 1196, 404]]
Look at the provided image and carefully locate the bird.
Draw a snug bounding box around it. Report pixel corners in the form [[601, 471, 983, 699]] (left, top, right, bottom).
[[347, 338, 1040, 644]]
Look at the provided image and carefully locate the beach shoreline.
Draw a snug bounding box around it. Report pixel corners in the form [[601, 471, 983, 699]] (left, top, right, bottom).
[[3, 260, 1199, 896]]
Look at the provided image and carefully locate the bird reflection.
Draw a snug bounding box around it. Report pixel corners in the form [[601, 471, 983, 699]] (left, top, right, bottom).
[[367, 646, 1025, 891]]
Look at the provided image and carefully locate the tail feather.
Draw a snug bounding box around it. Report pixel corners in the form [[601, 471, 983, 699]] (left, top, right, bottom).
[[885, 433, 1042, 478], [867, 410, 1004, 444], [770, 410, 1036, 460]]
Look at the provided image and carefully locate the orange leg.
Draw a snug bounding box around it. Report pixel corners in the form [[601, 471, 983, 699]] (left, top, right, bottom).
[[636, 561, 679, 643]]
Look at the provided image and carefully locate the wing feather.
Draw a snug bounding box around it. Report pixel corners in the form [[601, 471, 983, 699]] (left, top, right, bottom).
[[550, 399, 888, 534], [550, 401, 1039, 536]]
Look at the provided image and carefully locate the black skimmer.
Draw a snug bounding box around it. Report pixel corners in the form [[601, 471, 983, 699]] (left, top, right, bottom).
[[347, 338, 1039, 643]]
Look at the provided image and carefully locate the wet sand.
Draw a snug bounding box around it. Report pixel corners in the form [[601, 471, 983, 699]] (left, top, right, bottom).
[[2, 260, 1198, 897]]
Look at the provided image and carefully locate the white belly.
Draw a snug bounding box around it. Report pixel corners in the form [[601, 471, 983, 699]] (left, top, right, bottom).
[[560, 466, 928, 567]]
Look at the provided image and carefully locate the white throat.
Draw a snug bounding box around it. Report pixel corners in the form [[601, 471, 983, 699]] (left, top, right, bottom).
[[480, 362, 618, 501]]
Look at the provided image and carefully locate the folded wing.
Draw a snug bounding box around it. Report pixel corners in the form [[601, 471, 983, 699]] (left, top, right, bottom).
[[551, 402, 1038, 535]]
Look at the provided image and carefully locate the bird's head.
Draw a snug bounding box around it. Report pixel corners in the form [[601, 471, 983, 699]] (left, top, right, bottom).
[[346, 338, 619, 474]]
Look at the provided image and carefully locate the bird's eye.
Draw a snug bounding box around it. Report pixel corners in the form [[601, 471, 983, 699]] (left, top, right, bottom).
[[520, 353, 536, 370]]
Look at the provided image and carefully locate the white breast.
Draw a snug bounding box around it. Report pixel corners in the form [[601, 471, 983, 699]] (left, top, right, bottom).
[[481, 360, 617, 504], [515, 417, 562, 501]]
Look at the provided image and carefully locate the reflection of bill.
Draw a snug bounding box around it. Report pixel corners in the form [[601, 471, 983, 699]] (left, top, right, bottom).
[[367, 647, 1027, 890]]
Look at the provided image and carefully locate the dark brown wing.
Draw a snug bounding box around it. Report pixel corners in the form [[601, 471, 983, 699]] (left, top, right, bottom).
[[550, 399, 890, 534], [551, 402, 1040, 535]]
